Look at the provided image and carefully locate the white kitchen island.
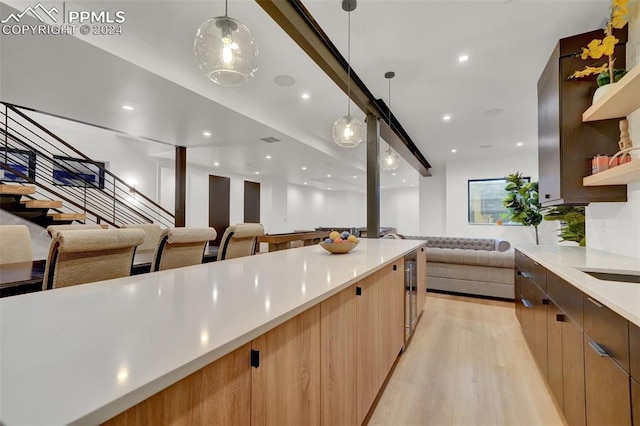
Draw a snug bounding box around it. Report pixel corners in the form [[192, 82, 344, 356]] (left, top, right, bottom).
[[0, 238, 424, 425]]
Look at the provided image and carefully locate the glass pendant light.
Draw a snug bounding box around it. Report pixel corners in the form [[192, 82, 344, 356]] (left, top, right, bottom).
[[332, 0, 364, 148], [381, 71, 400, 171], [194, 0, 258, 87]]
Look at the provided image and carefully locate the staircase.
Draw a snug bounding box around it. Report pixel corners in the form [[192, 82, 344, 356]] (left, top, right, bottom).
[[0, 184, 86, 226], [0, 102, 174, 230]]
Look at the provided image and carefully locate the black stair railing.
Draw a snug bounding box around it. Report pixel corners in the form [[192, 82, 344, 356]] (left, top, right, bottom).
[[1, 102, 175, 228]]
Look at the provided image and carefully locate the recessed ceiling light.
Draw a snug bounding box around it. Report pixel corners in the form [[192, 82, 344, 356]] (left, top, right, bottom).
[[443, 115, 451, 121], [328, 187, 332, 190], [403, 179, 406, 182], [122, 105, 135, 111], [483, 108, 504, 116], [411, 184, 415, 187], [451, 149, 457, 153], [381, 186, 384, 189], [301, 93, 310, 99], [301, 166, 307, 170], [265, 155, 272, 159], [458, 55, 469, 63], [353, 176, 357, 179], [255, 172, 260, 175], [273, 75, 296, 87], [303, 182, 308, 185], [203, 131, 212, 137], [517, 142, 524, 146], [392, 173, 396, 176], [327, 174, 331, 178], [213, 162, 220, 167]]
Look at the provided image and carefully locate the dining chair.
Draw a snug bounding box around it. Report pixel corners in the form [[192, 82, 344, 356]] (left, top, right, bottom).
[[122, 223, 163, 252], [46, 224, 104, 237], [217, 223, 265, 261], [0, 225, 33, 264], [151, 227, 217, 272], [42, 228, 145, 290]]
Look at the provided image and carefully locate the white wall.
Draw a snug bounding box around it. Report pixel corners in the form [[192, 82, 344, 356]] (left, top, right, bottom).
[[419, 166, 446, 236], [585, 6, 640, 259], [381, 187, 420, 235], [444, 153, 557, 246], [287, 185, 366, 231]]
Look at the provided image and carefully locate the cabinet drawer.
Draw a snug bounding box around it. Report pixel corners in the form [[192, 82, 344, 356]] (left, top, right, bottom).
[[514, 251, 547, 291], [547, 272, 583, 328], [630, 322, 640, 381], [532, 263, 547, 292], [632, 378, 640, 426], [515, 250, 534, 274], [584, 334, 632, 426], [583, 294, 629, 373]]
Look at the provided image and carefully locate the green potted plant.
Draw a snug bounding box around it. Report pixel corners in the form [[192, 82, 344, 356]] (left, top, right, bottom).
[[543, 206, 586, 246], [502, 172, 543, 245]]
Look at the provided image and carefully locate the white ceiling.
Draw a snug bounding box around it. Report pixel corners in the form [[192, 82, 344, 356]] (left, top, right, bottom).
[[0, 0, 612, 192]]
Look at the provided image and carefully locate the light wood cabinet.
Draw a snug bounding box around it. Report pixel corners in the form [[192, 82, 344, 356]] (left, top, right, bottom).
[[356, 271, 381, 425], [104, 258, 412, 426], [320, 286, 357, 426], [251, 305, 321, 426], [416, 246, 427, 313], [378, 260, 405, 383], [103, 343, 252, 426]]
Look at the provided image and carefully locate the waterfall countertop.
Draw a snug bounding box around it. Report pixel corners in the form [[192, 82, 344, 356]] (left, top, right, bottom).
[[514, 245, 640, 327], [0, 239, 424, 426]]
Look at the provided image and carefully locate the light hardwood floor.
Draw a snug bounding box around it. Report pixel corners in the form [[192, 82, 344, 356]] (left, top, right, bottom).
[[369, 294, 567, 426]]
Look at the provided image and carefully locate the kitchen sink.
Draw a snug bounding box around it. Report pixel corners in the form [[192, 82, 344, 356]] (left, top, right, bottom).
[[580, 269, 640, 284]]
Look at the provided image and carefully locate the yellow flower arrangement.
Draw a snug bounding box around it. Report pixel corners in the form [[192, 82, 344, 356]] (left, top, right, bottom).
[[570, 0, 630, 83]]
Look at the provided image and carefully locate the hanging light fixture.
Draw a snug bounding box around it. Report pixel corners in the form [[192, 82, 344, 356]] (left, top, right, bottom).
[[381, 71, 400, 171], [332, 0, 364, 148], [194, 0, 259, 87]]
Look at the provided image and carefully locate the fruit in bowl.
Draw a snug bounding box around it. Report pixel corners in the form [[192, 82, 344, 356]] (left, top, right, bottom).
[[320, 231, 359, 254]]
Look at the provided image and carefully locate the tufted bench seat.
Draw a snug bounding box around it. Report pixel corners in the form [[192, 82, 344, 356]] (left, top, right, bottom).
[[403, 236, 515, 300]]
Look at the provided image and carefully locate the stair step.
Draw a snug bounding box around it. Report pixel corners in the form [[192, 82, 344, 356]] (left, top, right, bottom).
[[21, 199, 63, 209], [0, 184, 36, 195], [48, 213, 86, 221]]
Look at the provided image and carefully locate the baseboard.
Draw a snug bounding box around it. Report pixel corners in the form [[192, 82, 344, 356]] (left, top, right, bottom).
[[427, 288, 514, 303]]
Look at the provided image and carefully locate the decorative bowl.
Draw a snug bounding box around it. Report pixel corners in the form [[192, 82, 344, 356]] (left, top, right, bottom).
[[319, 241, 359, 254]]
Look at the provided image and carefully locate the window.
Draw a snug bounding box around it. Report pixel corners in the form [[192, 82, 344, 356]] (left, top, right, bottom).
[[468, 177, 529, 225], [0, 148, 36, 182], [52, 155, 105, 189]]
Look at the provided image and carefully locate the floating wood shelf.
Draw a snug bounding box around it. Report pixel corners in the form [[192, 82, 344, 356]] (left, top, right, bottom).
[[583, 160, 640, 186], [48, 213, 86, 221], [583, 64, 640, 122], [21, 199, 63, 209], [0, 184, 36, 195]]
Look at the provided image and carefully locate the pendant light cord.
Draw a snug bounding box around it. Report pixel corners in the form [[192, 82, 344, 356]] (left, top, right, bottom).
[[347, 10, 352, 116], [388, 77, 391, 129], [225, 0, 228, 17]]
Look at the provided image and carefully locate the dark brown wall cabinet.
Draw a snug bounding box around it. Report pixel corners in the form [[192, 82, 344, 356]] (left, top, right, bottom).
[[538, 28, 628, 206], [515, 250, 636, 426]]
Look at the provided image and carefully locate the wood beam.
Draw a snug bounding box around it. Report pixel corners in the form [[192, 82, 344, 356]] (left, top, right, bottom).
[[175, 146, 186, 227], [256, 0, 431, 176], [366, 114, 380, 238]]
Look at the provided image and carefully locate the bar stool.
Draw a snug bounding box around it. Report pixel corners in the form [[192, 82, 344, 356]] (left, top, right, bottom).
[[151, 227, 217, 272]]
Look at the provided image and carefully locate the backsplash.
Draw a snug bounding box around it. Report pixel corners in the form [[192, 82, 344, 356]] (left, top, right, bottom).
[[585, 3, 640, 259]]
